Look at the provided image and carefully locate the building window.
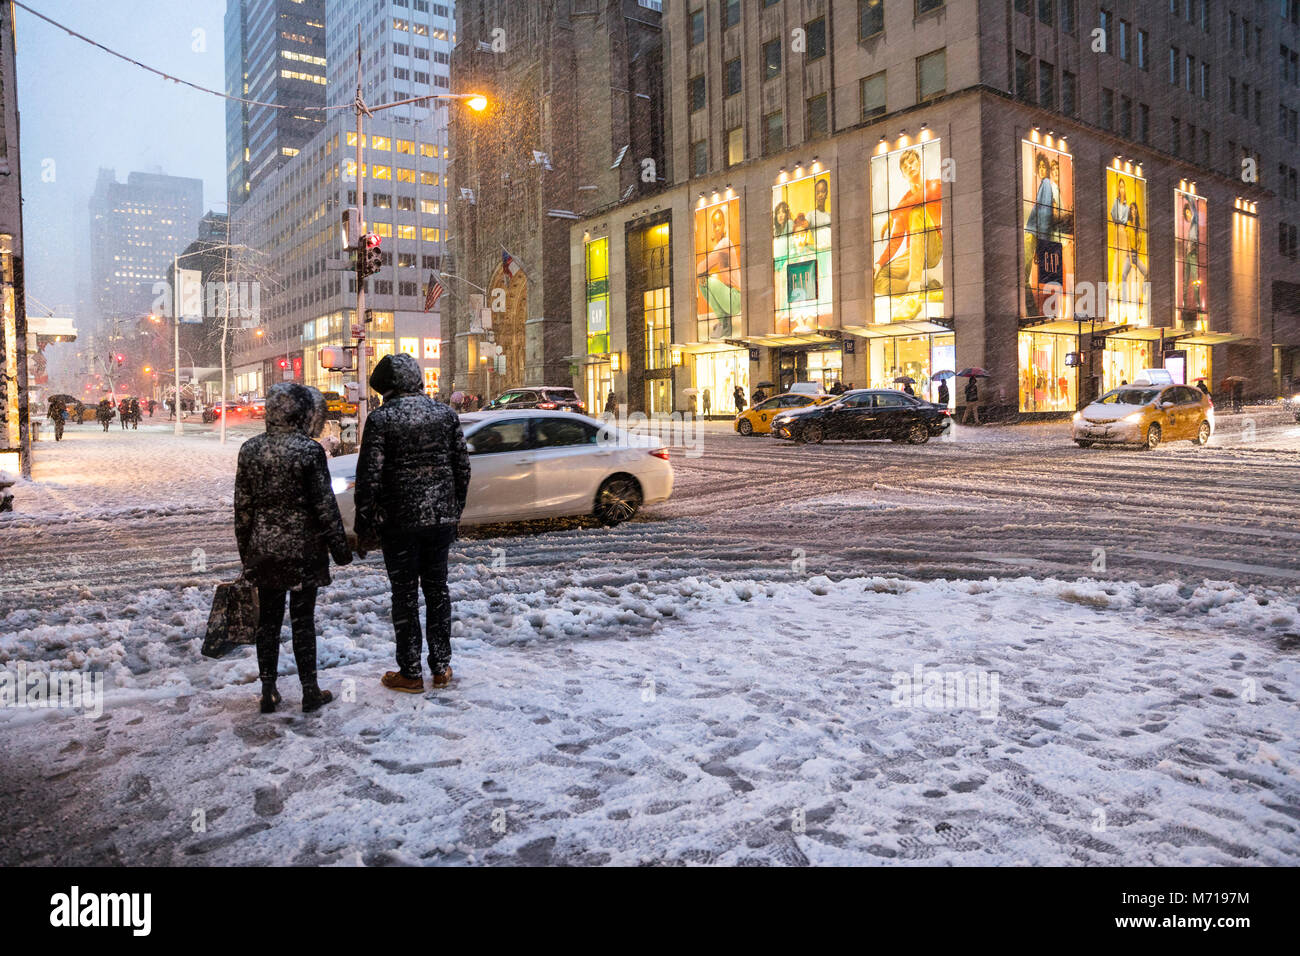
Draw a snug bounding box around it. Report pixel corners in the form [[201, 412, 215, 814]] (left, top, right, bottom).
[[727, 127, 744, 167], [1039, 61, 1056, 109], [1118, 20, 1129, 61], [721, 0, 740, 30], [725, 57, 742, 97], [917, 49, 946, 102], [1101, 88, 1114, 130], [1119, 94, 1132, 138], [1172, 117, 1181, 155], [1170, 47, 1178, 85], [1015, 52, 1034, 101], [1138, 102, 1149, 143], [860, 71, 886, 119], [859, 0, 884, 39], [763, 111, 784, 156], [1038, 0, 1054, 26], [1137, 29, 1148, 70], [806, 93, 829, 140], [805, 17, 826, 61], [763, 39, 782, 80], [917, 0, 944, 14], [1061, 0, 1075, 33], [1098, 9, 1111, 53], [691, 139, 708, 176], [690, 8, 705, 46], [689, 75, 706, 112], [1062, 70, 1077, 116]]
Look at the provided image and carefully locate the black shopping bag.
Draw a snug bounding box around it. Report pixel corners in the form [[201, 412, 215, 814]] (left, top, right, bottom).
[[201, 576, 260, 659]]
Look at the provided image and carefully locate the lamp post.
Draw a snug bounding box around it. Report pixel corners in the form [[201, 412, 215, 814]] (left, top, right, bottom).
[[348, 23, 486, 434]]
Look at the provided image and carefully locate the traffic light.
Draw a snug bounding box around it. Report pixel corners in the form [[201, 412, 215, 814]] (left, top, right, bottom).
[[360, 233, 383, 278], [277, 359, 289, 370], [115, 353, 125, 366]]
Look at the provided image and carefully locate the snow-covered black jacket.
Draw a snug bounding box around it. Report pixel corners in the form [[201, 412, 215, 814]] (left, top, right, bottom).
[[353, 353, 470, 541], [234, 383, 351, 590]]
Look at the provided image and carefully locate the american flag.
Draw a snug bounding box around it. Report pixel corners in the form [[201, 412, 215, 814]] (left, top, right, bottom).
[[424, 273, 444, 312], [502, 247, 522, 280]]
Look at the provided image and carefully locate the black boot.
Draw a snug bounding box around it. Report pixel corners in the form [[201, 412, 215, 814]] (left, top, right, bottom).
[[300, 679, 333, 713], [259, 679, 281, 714]]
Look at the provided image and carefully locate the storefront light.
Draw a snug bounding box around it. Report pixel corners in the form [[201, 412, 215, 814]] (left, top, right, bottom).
[[671, 346, 683, 367], [610, 351, 621, 373]]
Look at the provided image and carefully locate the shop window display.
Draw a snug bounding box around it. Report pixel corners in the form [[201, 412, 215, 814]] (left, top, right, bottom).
[[585, 237, 610, 355], [772, 169, 833, 334], [694, 350, 750, 415], [870, 139, 944, 324], [1102, 337, 1156, 392], [1018, 331, 1078, 412]]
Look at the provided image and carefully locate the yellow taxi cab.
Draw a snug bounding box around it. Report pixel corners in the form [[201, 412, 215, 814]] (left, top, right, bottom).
[[735, 392, 833, 436], [322, 390, 359, 419], [1073, 381, 1214, 450]]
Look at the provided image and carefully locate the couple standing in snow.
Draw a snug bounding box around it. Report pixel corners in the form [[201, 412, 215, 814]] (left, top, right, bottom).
[[233, 353, 471, 714]]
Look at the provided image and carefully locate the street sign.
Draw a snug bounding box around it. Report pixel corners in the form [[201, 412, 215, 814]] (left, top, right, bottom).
[[351, 324, 364, 339], [178, 269, 204, 324]]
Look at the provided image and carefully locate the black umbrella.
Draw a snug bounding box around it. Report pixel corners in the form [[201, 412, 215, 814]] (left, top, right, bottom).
[[755, 381, 775, 389]]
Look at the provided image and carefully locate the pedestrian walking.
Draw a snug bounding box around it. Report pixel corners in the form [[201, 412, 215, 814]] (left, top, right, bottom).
[[234, 383, 352, 714], [72, 400, 84, 425], [1232, 380, 1244, 413], [129, 398, 141, 430], [118, 398, 130, 429], [354, 353, 471, 694], [937, 379, 950, 407], [752, 388, 767, 405], [605, 390, 617, 414], [961, 377, 981, 425], [96, 399, 113, 432], [148, 398, 156, 418], [829, 381, 845, 396], [702, 387, 712, 417], [903, 382, 916, 397], [47, 395, 66, 442], [1196, 380, 1210, 398], [733, 385, 747, 414]]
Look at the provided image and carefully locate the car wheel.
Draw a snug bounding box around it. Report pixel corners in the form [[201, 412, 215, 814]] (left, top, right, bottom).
[[800, 423, 824, 444], [1194, 420, 1210, 445], [907, 422, 929, 444], [1144, 423, 1162, 450], [1074, 440, 1093, 448], [738, 418, 753, 436], [594, 475, 642, 526]]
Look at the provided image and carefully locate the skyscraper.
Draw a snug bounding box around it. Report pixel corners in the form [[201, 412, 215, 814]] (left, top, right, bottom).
[[225, 0, 328, 209]]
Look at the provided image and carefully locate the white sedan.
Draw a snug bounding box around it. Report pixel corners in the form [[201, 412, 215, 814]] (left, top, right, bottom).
[[329, 409, 673, 530]]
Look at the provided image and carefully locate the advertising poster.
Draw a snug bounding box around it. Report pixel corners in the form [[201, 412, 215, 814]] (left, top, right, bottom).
[[1174, 189, 1208, 324], [772, 169, 833, 335], [1105, 164, 1149, 326], [870, 139, 944, 324], [1020, 138, 1075, 319], [694, 197, 743, 341]]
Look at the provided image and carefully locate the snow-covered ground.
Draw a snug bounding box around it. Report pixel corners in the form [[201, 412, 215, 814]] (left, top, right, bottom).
[[1, 413, 1297, 865]]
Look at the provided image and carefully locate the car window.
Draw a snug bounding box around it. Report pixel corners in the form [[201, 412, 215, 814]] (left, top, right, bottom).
[[784, 395, 813, 407], [755, 398, 782, 411], [533, 417, 598, 448], [468, 418, 531, 454], [874, 393, 908, 408], [1178, 386, 1201, 404], [1100, 388, 1160, 406], [542, 388, 579, 401], [839, 393, 873, 408]]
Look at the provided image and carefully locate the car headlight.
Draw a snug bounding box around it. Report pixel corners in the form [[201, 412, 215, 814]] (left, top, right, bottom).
[[330, 476, 353, 494], [1122, 411, 1144, 424], [1072, 411, 1082, 422]]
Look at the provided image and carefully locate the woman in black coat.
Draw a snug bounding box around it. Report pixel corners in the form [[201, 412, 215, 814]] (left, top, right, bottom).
[[234, 383, 352, 713]]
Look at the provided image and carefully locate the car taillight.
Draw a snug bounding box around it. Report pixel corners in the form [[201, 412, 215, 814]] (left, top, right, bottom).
[[576, 401, 585, 410], [537, 402, 558, 409], [941, 409, 951, 416], [649, 448, 669, 460]]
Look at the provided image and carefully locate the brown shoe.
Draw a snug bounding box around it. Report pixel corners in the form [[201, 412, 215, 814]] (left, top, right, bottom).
[[430, 666, 453, 689], [381, 671, 425, 694]]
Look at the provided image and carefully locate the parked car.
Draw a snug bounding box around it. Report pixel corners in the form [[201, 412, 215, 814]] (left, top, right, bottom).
[[321, 390, 358, 419], [770, 389, 951, 444], [247, 398, 267, 420], [329, 410, 671, 530], [1073, 383, 1214, 449], [482, 386, 586, 414], [735, 392, 832, 436]]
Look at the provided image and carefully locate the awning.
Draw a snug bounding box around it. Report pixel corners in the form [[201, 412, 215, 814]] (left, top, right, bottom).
[[1105, 325, 1192, 342], [1179, 331, 1247, 346], [1018, 318, 1126, 335], [841, 319, 955, 339], [723, 330, 837, 348]]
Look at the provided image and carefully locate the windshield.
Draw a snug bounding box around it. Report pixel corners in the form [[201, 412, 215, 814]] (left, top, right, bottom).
[[1098, 388, 1160, 406]]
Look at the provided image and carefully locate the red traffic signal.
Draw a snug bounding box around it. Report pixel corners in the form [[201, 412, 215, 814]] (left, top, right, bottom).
[[277, 358, 289, 369], [363, 232, 381, 249], [115, 353, 125, 366]]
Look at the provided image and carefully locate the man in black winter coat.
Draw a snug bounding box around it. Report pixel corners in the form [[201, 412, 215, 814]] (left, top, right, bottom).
[[354, 352, 470, 693], [234, 383, 352, 713]]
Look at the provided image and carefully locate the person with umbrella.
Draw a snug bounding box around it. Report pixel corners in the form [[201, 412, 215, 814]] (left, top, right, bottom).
[[1196, 378, 1210, 398], [733, 384, 747, 414], [894, 375, 916, 397], [47, 395, 67, 442], [932, 371, 953, 408], [958, 368, 987, 425]]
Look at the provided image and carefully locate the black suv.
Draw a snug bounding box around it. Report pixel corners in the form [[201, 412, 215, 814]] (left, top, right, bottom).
[[482, 386, 586, 414]]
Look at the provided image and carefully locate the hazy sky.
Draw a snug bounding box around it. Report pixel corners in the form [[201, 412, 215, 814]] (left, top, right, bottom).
[[14, 0, 228, 318]]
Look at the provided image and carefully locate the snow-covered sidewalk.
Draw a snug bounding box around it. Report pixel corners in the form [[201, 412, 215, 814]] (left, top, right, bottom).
[[1, 569, 1297, 865]]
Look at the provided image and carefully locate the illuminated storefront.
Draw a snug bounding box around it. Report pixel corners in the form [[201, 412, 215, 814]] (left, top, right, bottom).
[[1018, 329, 1078, 412], [868, 332, 954, 404], [772, 164, 833, 334], [693, 347, 749, 415], [584, 236, 611, 411]]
